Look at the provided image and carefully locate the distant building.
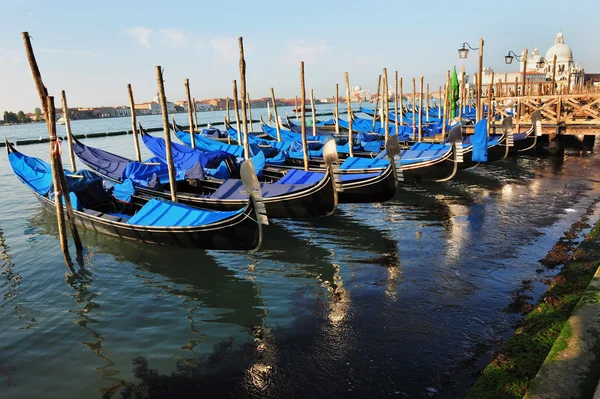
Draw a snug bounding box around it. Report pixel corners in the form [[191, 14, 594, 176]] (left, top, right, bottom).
[[584, 74, 600, 87], [352, 84, 371, 102], [479, 30, 584, 95]]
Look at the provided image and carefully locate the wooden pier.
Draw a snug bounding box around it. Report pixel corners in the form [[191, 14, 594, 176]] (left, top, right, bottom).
[[485, 92, 600, 135]]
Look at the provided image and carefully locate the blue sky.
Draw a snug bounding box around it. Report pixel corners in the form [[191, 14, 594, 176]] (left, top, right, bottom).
[[0, 0, 597, 112]]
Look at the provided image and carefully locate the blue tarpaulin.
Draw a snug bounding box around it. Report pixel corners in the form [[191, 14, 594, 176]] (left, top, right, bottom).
[[127, 198, 244, 227], [471, 119, 489, 162]]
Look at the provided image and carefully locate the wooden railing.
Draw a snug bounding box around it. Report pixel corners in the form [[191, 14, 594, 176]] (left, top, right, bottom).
[[486, 93, 600, 125]]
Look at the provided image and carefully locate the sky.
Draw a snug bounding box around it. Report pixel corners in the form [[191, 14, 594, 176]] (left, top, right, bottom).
[[0, 0, 598, 112]]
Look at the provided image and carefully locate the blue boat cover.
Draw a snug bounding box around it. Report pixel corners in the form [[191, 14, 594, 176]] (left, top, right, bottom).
[[8, 149, 53, 195], [175, 128, 287, 166], [73, 139, 184, 185], [142, 132, 234, 178], [471, 119, 489, 162], [112, 179, 136, 203], [339, 156, 389, 170], [127, 198, 244, 227], [226, 126, 292, 152], [277, 169, 325, 185], [208, 179, 314, 200]]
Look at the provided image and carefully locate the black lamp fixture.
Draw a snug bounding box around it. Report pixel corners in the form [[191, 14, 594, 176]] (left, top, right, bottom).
[[458, 42, 479, 59], [536, 57, 549, 69], [504, 50, 524, 65]]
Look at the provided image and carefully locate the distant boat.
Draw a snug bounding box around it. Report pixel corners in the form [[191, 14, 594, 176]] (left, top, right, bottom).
[[57, 116, 66, 125]]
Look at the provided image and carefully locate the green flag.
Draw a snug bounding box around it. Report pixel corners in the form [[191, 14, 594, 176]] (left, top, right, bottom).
[[450, 66, 460, 118]]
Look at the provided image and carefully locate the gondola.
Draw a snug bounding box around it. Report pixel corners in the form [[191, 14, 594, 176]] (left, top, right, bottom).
[[260, 121, 460, 183], [176, 122, 402, 203], [71, 132, 338, 219], [6, 140, 263, 250]]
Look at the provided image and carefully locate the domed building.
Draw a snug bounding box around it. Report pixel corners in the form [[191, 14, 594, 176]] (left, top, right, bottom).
[[521, 30, 583, 91], [351, 84, 372, 102]]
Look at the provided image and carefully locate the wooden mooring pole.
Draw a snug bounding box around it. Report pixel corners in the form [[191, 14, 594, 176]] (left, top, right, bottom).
[[300, 62, 309, 170], [184, 79, 196, 149], [61, 90, 77, 172], [232, 80, 242, 146], [127, 84, 142, 161], [22, 32, 82, 269], [335, 83, 340, 135], [345, 71, 354, 157], [238, 37, 250, 160], [270, 88, 281, 141], [155, 66, 178, 202], [373, 74, 381, 131], [310, 88, 317, 136]]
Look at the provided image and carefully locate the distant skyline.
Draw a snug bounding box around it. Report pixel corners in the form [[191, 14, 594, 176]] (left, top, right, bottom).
[[1, 0, 598, 112]]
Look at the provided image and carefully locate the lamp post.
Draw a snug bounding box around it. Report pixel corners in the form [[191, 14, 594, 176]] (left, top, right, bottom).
[[505, 48, 528, 96], [504, 50, 523, 65], [458, 38, 484, 121]]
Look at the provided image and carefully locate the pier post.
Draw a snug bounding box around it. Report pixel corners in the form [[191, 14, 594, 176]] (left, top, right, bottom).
[[300, 62, 309, 170], [238, 37, 250, 160], [270, 88, 281, 141], [155, 66, 177, 202], [232, 80, 242, 146], [345, 71, 354, 157], [127, 84, 142, 161], [184, 79, 196, 149], [373, 75, 381, 132], [60, 90, 77, 172]]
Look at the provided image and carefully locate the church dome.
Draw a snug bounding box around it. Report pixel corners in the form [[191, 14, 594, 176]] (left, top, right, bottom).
[[545, 31, 573, 62], [353, 84, 362, 92]]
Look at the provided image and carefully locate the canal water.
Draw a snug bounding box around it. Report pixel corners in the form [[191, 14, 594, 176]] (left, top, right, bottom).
[[1, 111, 600, 398]]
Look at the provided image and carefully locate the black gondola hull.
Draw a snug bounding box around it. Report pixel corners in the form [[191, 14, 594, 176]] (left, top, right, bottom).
[[36, 195, 261, 250], [133, 171, 337, 219]]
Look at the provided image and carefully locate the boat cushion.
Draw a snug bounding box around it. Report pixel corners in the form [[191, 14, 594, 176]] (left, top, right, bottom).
[[277, 169, 325, 185], [208, 178, 313, 200], [127, 198, 244, 227]]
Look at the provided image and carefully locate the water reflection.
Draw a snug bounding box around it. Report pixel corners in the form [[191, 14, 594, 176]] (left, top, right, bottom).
[[1, 224, 19, 303]]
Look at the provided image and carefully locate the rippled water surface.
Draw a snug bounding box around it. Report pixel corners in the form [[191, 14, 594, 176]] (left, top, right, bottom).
[[1, 116, 600, 398]]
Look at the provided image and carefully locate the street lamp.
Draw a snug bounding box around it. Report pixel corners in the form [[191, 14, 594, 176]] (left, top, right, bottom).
[[536, 56, 549, 69], [504, 51, 524, 65], [458, 39, 484, 121], [458, 42, 479, 59]]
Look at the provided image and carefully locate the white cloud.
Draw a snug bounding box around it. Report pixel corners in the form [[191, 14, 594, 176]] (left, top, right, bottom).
[[209, 37, 255, 63], [126, 27, 152, 48], [209, 37, 238, 63], [281, 39, 327, 65], [159, 29, 186, 48]]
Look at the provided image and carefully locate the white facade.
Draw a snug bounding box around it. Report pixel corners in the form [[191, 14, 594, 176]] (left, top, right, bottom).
[[479, 31, 583, 94]]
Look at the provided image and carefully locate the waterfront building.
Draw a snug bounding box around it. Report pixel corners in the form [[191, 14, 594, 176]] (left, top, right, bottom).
[[479, 30, 584, 95]]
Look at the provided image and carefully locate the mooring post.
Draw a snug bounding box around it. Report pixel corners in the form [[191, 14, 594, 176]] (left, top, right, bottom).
[[310, 88, 317, 136], [155, 66, 177, 202], [399, 77, 403, 123], [22, 32, 81, 269], [335, 84, 340, 135], [192, 97, 198, 132], [412, 77, 416, 140], [232, 80, 242, 146], [300, 61, 309, 170], [345, 71, 354, 157], [270, 88, 281, 141], [426, 83, 430, 122], [127, 84, 142, 161], [418, 76, 424, 142], [373, 74, 381, 132], [60, 90, 77, 172], [383, 68, 389, 142], [184, 79, 196, 149], [247, 93, 253, 133], [394, 71, 399, 137], [238, 37, 250, 160]]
